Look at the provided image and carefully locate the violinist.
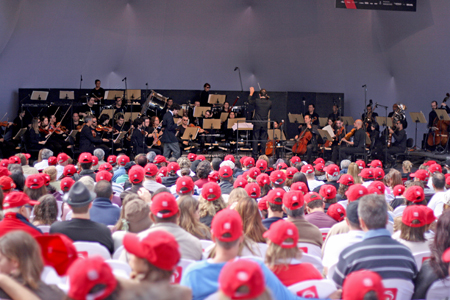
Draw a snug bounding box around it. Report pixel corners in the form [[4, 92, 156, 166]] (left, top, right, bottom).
[[331, 118, 346, 163], [70, 113, 84, 131], [98, 114, 114, 137], [338, 119, 365, 163], [79, 116, 110, 156], [114, 114, 129, 133], [26, 118, 47, 152], [305, 104, 319, 126], [89, 79, 105, 103], [361, 103, 378, 133], [295, 114, 316, 163], [385, 120, 407, 167], [39, 116, 62, 154], [146, 116, 162, 154]]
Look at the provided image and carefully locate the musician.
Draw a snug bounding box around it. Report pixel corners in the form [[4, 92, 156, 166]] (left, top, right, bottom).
[[130, 118, 149, 155], [114, 114, 129, 132], [26, 118, 46, 151], [200, 83, 211, 107], [369, 122, 383, 159], [90, 79, 105, 102], [361, 103, 378, 132], [79, 116, 110, 156], [386, 120, 407, 167], [295, 114, 316, 163], [223, 111, 236, 141], [113, 97, 126, 116], [189, 100, 202, 126], [11, 110, 28, 137], [161, 103, 181, 159], [222, 102, 230, 114], [331, 118, 346, 163], [79, 97, 98, 119], [249, 87, 272, 158], [388, 104, 399, 118], [428, 101, 438, 129], [176, 115, 198, 153], [327, 105, 340, 122], [147, 116, 163, 154], [305, 104, 319, 126], [39, 116, 63, 154], [339, 119, 366, 163]]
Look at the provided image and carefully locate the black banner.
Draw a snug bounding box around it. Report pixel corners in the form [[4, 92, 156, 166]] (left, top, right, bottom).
[[336, 1, 416, 12]]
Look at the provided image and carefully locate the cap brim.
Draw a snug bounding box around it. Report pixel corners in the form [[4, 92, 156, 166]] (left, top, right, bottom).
[[123, 233, 146, 258], [28, 200, 40, 206]]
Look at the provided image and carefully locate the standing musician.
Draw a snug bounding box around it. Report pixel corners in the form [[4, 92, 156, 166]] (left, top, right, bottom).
[[331, 118, 346, 163], [305, 104, 319, 126], [327, 105, 340, 122], [90, 79, 105, 103], [161, 103, 181, 159], [295, 115, 317, 163], [79, 116, 110, 156], [200, 83, 211, 107], [362, 103, 378, 133], [385, 120, 407, 167], [338, 119, 366, 163], [248, 86, 272, 158]]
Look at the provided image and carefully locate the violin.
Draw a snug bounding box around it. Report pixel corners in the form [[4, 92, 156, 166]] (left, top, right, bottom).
[[39, 127, 49, 135], [188, 123, 208, 134], [325, 126, 345, 147], [0, 122, 15, 127], [96, 125, 111, 132], [339, 128, 356, 145]]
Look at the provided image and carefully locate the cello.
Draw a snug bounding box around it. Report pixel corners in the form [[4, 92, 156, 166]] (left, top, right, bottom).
[[292, 126, 312, 155], [265, 121, 284, 156]]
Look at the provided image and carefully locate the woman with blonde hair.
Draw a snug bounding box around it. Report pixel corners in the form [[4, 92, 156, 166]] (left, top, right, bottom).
[[402, 160, 413, 180], [199, 182, 227, 227], [264, 220, 322, 286], [178, 195, 211, 240], [235, 197, 267, 243], [347, 162, 362, 184], [43, 166, 61, 192], [226, 187, 248, 208]]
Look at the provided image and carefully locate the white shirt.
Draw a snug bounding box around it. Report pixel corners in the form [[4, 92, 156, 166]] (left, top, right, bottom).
[[427, 190, 447, 217], [55, 165, 64, 180], [322, 230, 365, 269], [362, 181, 373, 187], [34, 159, 49, 171], [307, 179, 324, 191]]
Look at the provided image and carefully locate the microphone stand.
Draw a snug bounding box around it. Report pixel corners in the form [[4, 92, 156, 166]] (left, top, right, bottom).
[[375, 102, 389, 167], [362, 85, 368, 163], [234, 67, 243, 92]]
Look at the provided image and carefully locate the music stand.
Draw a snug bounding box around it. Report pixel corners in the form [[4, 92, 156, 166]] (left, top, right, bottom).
[[220, 112, 229, 122], [435, 109, 450, 121], [30, 91, 48, 101], [288, 113, 304, 123], [13, 128, 27, 141], [208, 94, 226, 105], [114, 131, 127, 143], [105, 91, 124, 100], [65, 130, 78, 142], [126, 89, 141, 101], [409, 111, 427, 149], [376, 117, 393, 128], [340, 116, 354, 127], [59, 91, 74, 100], [321, 125, 335, 138], [100, 109, 116, 119], [228, 118, 246, 129], [317, 129, 333, 149], [181, 127, 199, 140], [193, 107, 210, 118], [203, 119, 221, 130], [268, 129, 286, 141], [319, 117, 328, 127], [124, 112, 140, 121]]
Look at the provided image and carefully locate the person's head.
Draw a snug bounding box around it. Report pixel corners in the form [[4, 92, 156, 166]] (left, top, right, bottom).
[[346, 200, 361, 230], [167, 98, 173, 106], [94, 181, 113, 199], [429, 210, 450, 279], [115, 114, 124, 126], [123, 230, 180, 283], [204, 83, 211, 91], [24, 174, 47, 201], [9, 171, 24, 192], [395, 119, 404, 130], [177, 196, 210, 240], [358, 194, 388, 231], [432, 173, 446, 191], [308, 104, 314, 113], [404, 185, 427, 206], [72, 112, 80, 122], [170, 103, 181, 114], [133, 118, 143, 129], [43, 166, 57, 182], [355, 119, 363, 129], [0, 231, 44, 289], [227, 187, 248, 208], [432, 101, 438, 110], [304, 114, 311, 125], [342, 270, 385, 300], [211, 209, 244, 252], [196, 160, 212, 179], [259, 89, 268, 99], [304, 192, 324, 213], [93, 148, 105, 162], [115, 97, 122, 107], [41, 148, 53, 160], [40, 116, 49, 126], [333, 105, 338, 113], [264, 220, 300, 271], [235, 197, 266, 243], [400, 205, 426, 242], [95, 79, 101, 88], [84, 115, 93, 126], [33, 194, 58, 225], [194, 100, 200, 107], [135, 155, 147, 168], [211, 158, 222, 172], [150, 192, 179, 224]]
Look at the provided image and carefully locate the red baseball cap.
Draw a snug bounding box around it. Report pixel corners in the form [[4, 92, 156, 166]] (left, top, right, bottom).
[[327, 203, 346, 222], [337, 174, 354, 186], [117, 155, 130, 166], [286, 167, 298, 179], [256, 159, 268, 172], [282, 190, 304, 210], [211, 209, 243, 242], [345, 184, 368, 202], [67, 256, 117, 300], [313, 158, 325, 165], [128, 166, 145, 184], [92, 156, 98, 166], [151, 192, 179, 218], [256, 173, 270, 187], [319, 184, 337, 200], [57, 153, 69, 164], [202, 182, 222, 201], [219, 260, 265, 300], [393, 184, 406, 197], [369, 181, 385, 194], [219, 165, 233, 178], [158, 167, 168, 177], [0, 176, 15, 191], [429, 163, 442, 174], [369, 160, 383, 168], [0, 167, 10, 177], [410, 169, 429, 182], [187, 153, 197, 162], [324, 164, 340, 177], [301, 164, 314, 174], [290, 156, 301, 165], [233, 177, 248, 188], [276, 162, 288, 170], [404, 186, 425, 203], [41, 173, 51, 186], [367, 185, 383, 195], [243, 157, 255, 168], [419, 205, 436, 225], [23, 153, 31, 160], [154, 155, 167, 164], [247, 167, 261, 180], [360, 168, 374, 180], [123, 231, 180, 271], [270, 170, 286, 185], [144, 163, 158, 177], [25, 174, 44, 189], [245, 183, 261, 199], [196, 155, 206, 162], [99, 163, 113, 172], [48, 156, 57, 166], [60, 177, 75, 192], [290, 182, 308, 195], [423, 160, 436, 167], [155, 176, 162, 184], [224, 155, 235, 163], [78, 152, 92, 163], [0, 159, 8, 168], [36, 234, 77, 276], [208, 171, 220, 182], [63, 164, 77, 177], [107, 155, 117, 164], [258, 197, 268, 211], [355, 160, 366, 170], [3, 192, 38, 209], [402, 205, 426, 227], [267, 188, 286, 205], [239, 156, 248, 167], [176, 176, 195, 194], [373, 168, 385, 180], [342, 270, 384, 300], [167, 162, 180, 173], [304, 192, 322, 204], [8, 156, 20, 164], [314, 163, 325, 172], [263, 220, 299, 248], [96, 171, 112, 182]]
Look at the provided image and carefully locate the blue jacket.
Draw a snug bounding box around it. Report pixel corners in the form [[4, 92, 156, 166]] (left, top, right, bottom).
[[90, 197, 121, 226]]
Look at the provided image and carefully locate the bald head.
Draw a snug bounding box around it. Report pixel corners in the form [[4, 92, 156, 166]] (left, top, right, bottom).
[[355, 120, 363, 128]]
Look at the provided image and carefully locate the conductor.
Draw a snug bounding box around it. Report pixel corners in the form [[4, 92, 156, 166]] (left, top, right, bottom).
[[248, 87, 272, 158]]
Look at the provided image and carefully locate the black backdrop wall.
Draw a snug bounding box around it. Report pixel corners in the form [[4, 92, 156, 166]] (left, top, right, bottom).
[[1, 0, 448, 142]]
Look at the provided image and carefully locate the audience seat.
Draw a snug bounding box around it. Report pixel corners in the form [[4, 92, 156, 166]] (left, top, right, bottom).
[[113, 245, 124, 260], [41, 266, 67, 285], [37, 225, 51, 234], [297, 243, 322, 258], [171, 258, 195, 284], [425, 277, 450, 300], [200, 240, 214, 252], [413, 251, 431, 270], [73, 241, 111, 260], [319, 228, 331, 241], [288, 279, 337, 299], [105, 259, 132, 279], [382, 279, 414, 300], [393, 206, 406, 218], [299, 253, 324, 273]]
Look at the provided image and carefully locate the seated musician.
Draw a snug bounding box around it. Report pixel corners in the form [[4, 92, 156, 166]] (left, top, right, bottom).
[[79, 97, 98, 119], [331, 118, 346, 163], [130, 118, 150, 155], [26, 118, 47, 152], [176, 115, 198, 154], [145, 116, 162, 155], [113, 97, 126, 116], [189, 100, 202, 126], [305, 104, 319, 126], [222, 111, 236, 140], [48, 114, 71, 150], [338, 119, 366, 163], [114, 114, 129, 132], [385, 120, 407, 167], [327, 104, 340, 122], [39, 116, 62, 154], [68, 112, 84, 131], [295, 114, 317, 163], [12, 110, 29, 134], [89, 79, 105, 103], [222, 102, 230, 114], [361, 103, 378, 133], [79, 116, 110, 156]]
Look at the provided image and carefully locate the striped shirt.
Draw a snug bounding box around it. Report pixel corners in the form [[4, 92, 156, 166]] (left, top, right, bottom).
[[333, 229, 417, 287]]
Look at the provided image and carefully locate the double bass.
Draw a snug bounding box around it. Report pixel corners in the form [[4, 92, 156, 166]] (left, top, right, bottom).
[[265, 121, 284, 156], [292, 126, 312, 155], [427, 95, 450, 147]]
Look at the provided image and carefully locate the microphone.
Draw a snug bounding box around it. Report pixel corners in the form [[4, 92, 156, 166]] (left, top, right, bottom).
[[362, 84, 367, 88], [81, 75, 83, 81], [369, 99, 373, 106], [234, 67, 239, 71], [122, 77, 127, 82], [375, 102, 378, 108]]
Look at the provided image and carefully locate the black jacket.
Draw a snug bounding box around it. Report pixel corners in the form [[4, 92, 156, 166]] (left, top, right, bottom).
[[131, 128, 147, 154], [161, 111, 178, 143], [79, 125, 103, 153]]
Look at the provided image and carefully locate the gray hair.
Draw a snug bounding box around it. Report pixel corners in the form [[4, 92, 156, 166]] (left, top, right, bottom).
[[358, 194, 388, 230], [93, 148, 105, 160], [220, 160, 235, 169], [327, 173, 340, 181], [340, 159, 351, 170], [177, 157, 191, 169], [42, 148, 53, 160], [146, 151, 156, 164], [84, 116, 93, 123]]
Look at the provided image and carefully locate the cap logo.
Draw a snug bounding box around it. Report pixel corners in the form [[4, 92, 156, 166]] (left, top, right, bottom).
[[293, 196, 297, 200], [359, 190, 363, 195], [134, 174, 137, 178], [413, 212, 419, 217], [338, 208, 341, 212], [264, 180, 267, 183], [253, 188, 256, 191], [64, 182, 67, 185], [162, 201, 168, 207], [237, 271, 249, 281], [363, 278, 373, 287], [276, 192, 281, 196], [416, 191, 420, 196], [224, 222, 231, 230], [287, 229, 293, 236], [87, 270, 99, 281], [209, 188, 213, 193], [277, 174, 281, 177]]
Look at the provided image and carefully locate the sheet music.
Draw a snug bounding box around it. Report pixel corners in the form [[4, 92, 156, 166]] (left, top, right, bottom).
[[322, 125, 335, 138]]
